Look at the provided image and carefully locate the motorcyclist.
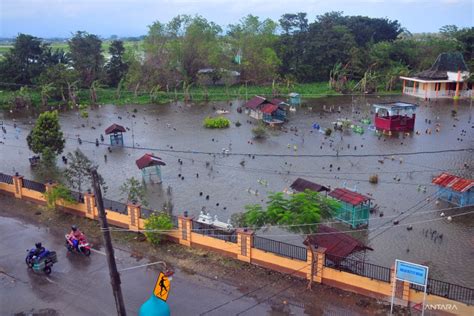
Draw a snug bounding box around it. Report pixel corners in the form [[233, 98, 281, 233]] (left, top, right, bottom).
[[69, 225, 84, 251], [31, 242, 47, 262]]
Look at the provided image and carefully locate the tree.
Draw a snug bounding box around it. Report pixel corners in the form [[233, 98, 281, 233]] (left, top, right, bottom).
[[27, 110, 65, 158], [38, 63, 78, 104], [64, 148, 106, 193], [144, 212, 174, 244], [120, 177, 148, 206], [105, 40, 128, 87], [68, 31, 104, 87], [44, 184, 76, 210]]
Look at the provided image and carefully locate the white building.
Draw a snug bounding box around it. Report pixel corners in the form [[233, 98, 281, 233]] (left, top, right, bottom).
[[400, 52, 471, 100]]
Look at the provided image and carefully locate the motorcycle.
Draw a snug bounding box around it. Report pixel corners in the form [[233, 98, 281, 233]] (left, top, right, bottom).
[[65, 234, 91, 256], [25, 249, 58, 275]]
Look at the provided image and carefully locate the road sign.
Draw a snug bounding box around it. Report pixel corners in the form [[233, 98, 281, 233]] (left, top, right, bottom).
[[153, 272, 171, 302], [395, 259, 428, 286]]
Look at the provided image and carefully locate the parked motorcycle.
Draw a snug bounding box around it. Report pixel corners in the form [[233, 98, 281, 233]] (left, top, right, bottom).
[[25, 249, 58, 275], [65, 234, 91, 256]]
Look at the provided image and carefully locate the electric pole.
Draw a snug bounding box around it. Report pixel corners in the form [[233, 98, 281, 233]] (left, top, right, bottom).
[[91, 168, 127, 315]]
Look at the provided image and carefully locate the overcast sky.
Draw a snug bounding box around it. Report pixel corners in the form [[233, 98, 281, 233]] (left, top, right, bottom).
[[0, 0, 472, 38]]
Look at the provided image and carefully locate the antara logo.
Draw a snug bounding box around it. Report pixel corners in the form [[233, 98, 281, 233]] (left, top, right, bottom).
[[413, 302, 458, 311]]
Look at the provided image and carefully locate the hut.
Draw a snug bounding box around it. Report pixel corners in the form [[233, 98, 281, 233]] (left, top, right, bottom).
[[244, 96, 287, 125], [328, 188, 371, 228], [105, 123, 126, 146], [373, 102, 417, 134], [288, 93, 301, 112], [400, 52, 472, 99], [289, 178, 329, 195], [304, 225, 373, 264], [136, 153, 166, 183], [432, 173, 473, 207]]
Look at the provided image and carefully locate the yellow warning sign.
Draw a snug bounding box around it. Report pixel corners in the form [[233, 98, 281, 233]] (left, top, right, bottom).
[[153, 272, 171, 301]]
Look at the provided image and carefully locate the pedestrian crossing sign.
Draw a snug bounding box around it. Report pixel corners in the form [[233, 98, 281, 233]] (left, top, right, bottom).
[[153, 272, 171, 301]]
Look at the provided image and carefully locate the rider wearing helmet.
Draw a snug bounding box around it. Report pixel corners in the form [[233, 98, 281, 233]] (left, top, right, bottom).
[[32, 242, 47, 262], [69, 225, 84, 250]]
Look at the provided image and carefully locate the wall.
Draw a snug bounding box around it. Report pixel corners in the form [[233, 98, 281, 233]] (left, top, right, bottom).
[[0, 176, 471, 315]]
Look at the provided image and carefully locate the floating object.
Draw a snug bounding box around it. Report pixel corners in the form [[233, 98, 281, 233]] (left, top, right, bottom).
[[197, 211, 233, 231], [215, 110, 229, 114], [447, 216, 452, 222], [407, 225, 413, 231]]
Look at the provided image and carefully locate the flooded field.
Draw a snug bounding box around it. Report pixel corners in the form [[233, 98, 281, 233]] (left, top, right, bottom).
[[1, 95, 473, 287]]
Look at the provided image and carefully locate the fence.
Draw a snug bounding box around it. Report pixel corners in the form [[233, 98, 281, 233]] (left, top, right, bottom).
[[193, 220, 237, 243], [22, 178, 46, 193], [0, 173, 13, 184], [411, 278, 474, 305], [102, 198, 128, 214], [324, 255, 391, 283], [253, 236, 307, 261]]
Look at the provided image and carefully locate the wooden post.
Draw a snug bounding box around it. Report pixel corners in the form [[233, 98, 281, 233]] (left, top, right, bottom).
[[178, 213, 193, 247], [402, 80, 406, 94], [12, 173, 24, 199], [455, 70, 461, 98], [84, 191, 96, 219], [237, 229, 253, 263], [127, 201, 141, 232]]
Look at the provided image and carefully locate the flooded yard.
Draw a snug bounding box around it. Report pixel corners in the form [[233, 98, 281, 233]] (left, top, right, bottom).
[[1, 95, 473, 287]]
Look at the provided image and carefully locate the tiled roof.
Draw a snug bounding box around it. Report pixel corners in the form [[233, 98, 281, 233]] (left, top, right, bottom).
[[135, 153, 166, 170], [328, 188, 370, 206], [290, 178, 329, 193], [105, 123, 126, 134], [432, 173, 473, 193]]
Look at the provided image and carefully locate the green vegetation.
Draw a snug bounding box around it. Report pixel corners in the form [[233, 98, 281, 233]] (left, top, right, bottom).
[[251, 124, 267, 139], [44, 184, 76, 210], [64, 148, 107, 194], [144, 212, 174, 244], [26, 110, 65, 158], [203, 116, 231, 129], [120, 177, 148, 206], [233, 190, 339, 233]]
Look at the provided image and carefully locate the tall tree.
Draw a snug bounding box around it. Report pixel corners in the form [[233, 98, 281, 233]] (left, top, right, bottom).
[[64, 148, 107, 193], [105, 40, 128, 87], [68, 31, 104, 87], [26, 110, 65, 158]]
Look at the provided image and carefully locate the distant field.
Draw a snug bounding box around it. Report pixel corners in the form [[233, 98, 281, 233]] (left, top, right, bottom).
[[0, 40, 143, 60]]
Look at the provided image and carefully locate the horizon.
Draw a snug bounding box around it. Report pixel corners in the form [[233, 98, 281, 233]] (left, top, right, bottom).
[[0, 0, 473, 38]]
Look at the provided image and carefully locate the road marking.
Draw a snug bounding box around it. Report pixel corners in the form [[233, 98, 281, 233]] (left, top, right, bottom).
[[90, 249, 107, 256], [46, 277, 56, 284], [119, 261, 166, 272]]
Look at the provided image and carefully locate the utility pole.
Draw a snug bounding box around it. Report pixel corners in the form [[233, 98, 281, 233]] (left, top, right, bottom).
[[91, 168, 127, 316]]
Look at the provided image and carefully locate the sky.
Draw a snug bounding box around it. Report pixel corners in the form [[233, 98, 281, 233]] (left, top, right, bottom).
[[0, 0, 472, 38]]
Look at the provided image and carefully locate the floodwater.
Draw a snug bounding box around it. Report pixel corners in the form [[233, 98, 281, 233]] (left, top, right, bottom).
[[0, 95, 473, 287]]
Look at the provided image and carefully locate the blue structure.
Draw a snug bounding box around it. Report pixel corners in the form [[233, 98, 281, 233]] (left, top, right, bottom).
[[328, 188, 371, 228], [105, 123, 126, 147], [139, 295, 170, 316], [289, 92, 301, 106], [432, 173, 473, 207], [136, 153, 166, 183]]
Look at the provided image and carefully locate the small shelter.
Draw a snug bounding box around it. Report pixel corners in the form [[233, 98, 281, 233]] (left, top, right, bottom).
[[288, 93, 301, 111], [244, 96, 287, 125], [432, 173, 473, 207], [136, 153, 166, 183], [105, 123, 126, 146], [289, 178, 329, 195], [328, 188, 371, 228], [304, 225, 373, 264], [400, 52, 472, 99], [373, 102, 417, 134]]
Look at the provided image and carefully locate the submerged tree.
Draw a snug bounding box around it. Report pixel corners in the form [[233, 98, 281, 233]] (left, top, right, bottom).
[[64, 148, 107, 193], [27, 110, 65, 159], [120, 177, 148, 206]]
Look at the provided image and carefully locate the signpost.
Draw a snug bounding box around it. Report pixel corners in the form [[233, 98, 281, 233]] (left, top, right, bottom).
[[154, 272, 171, 302], [139, 270, 173, 316], [391, 259, 429, 315]]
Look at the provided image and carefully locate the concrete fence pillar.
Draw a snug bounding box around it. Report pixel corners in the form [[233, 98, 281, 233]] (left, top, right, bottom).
[[314, 247, 327, 283], [306, 247, 313, 281], [127, 202, 141, 232], [178, 213, 193, 247], [237, 229, 254, 263], [12, 173, 24, 199], [84, 191, 96, 219]]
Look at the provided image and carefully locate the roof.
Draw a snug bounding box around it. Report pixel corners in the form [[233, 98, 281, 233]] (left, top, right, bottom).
[[261, 104, 278, 114], [245, 96, 267, 110], [290, 178, 329, 193], [432, 173, 473, 193], [135, 153, 166, 170], [270, 98, 288, 106], [373, 102, 417, 111], [328, 188, 370, 206], [416, 52, 469, 80], [289, 92, 300, 97], [105, 123, 126, 134], [304, 225, 373, 262]]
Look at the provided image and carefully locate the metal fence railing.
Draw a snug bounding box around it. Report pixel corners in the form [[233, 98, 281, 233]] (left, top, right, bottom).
[[193, 220, 237, 243], [324, 255, 391, 283], [103, 198, 128, 214], [69, 191, 84, 203], [0, 173, 13, 184], [22, 178, 46, 193], [410, 278, 474, 305], [252, 236, 307, 261]]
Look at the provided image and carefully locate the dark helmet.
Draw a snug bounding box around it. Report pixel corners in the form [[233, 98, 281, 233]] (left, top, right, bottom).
[[71, 225, 78, 231], [35, 242, 42, 248]]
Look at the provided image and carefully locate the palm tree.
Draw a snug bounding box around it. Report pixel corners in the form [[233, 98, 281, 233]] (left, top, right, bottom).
[[40, 83, 54, 107]]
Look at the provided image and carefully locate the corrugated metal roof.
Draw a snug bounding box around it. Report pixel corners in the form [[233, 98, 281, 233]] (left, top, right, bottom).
[[261, 104, 278, 114], [290, 178, 329, 193], [432, 173, 474, 193], [245, 96, 267, 110], [328, 188, 370, 206], [135, 153, 166, 170], [105, 123, 126, 134]]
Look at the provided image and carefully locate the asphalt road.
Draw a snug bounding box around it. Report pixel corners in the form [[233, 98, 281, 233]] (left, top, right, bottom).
[[0, 216, 301, 316]]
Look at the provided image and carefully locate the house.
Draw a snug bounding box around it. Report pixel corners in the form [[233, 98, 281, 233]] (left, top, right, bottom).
[[400, 52, 472, 99], [328, 188, 371, 229], [244, 96, 288, 125], [432, 173, 473, 207], [289, 178, 330, 195]]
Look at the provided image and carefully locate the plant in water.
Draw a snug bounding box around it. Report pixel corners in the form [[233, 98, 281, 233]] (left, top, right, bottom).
[[369, 174, 379, 184], [120, 177, 148, 206], [44, 184, 76, 210], [144, 212, 174, 244], [252, 124, 267, 139], [203, 116, 230, 129], [325, 128, 332, 136]]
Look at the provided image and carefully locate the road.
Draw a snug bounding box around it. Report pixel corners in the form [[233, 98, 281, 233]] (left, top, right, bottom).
[[0, 216, 302, 315]]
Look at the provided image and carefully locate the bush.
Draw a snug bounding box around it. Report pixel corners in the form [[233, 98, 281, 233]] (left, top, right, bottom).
[[325, 128, 332, 136], [144, 212, 174, 245], [43, 184, 76, 210], [235, 121, 241, 127], [369, 174, 379, 184], [252, 125, 267, 139], [203, 116, 230, 129]]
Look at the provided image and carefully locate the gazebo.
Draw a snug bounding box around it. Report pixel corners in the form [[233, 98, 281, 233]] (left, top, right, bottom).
[[328, 188, 371, 229], [432, 173, 473, 207], [136, 153, 166, 183], [288, 93, 301, 112], [105, 123, 126, 146], [373, 102, 417, 134]]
